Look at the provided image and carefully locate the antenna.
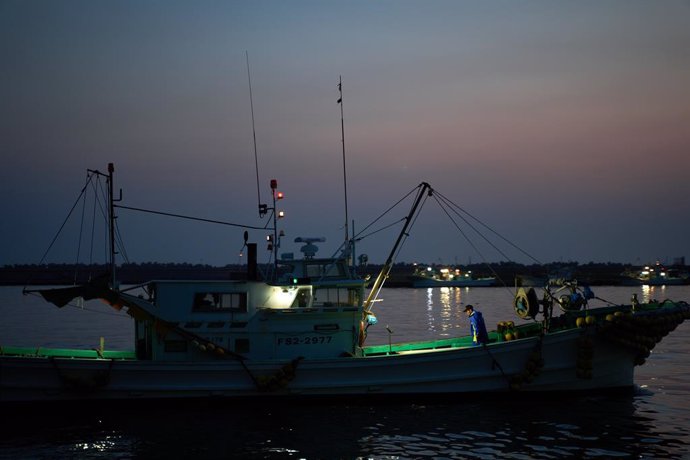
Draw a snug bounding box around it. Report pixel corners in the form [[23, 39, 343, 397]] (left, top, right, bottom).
[[246, 51, 264, 216], [338, 76, 349, 243]]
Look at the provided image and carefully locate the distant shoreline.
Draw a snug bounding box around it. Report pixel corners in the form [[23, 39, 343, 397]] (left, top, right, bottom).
[[3, 262, 686, 287]]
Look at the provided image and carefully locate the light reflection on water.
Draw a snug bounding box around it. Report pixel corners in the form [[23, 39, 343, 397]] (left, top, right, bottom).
[[1, 285, 690, 459], [3, 394, 688, 459]]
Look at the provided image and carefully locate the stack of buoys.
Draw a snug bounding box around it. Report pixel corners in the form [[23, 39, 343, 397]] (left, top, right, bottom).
[[509, 349, 544, 391], [191, 339, 227, 357], [575, 315, 596, 328], [576, 336, 594, 379], [256, 357, 304, 392], [597, 302, 689, 366], [497, 321, 519, 341]]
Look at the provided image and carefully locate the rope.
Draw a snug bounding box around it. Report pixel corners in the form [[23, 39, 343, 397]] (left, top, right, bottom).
[[115, 204, 272, 230], [73, 173, 89, 284], [352, 185, 420, 240], [430, 194, 514, 298], [434, 190, 543, 265], [481, 343, 511, 387], [28, 176, 95, 288]]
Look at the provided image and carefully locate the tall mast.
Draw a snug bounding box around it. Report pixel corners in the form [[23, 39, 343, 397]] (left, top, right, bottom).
[[271, 179, 279, 278], [107, 162, 116, 287], [364, 183, 432, 311], [337, 76, 349, 243]]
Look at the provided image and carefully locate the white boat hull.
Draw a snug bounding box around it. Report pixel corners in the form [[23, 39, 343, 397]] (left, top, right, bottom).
[[411, 278, 497, 288], [0, 328, 636, 402]]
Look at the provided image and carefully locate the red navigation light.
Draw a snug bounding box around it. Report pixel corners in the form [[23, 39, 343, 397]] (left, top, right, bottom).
[[276, 191, 284, 200]]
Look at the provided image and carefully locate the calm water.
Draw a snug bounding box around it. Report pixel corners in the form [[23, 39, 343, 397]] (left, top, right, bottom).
[[1, 285, 690, 459]]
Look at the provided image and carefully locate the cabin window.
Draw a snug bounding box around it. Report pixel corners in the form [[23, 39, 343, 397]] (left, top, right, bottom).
[[313, 287, 360, 307], [193, 292, 248, 313], [164, 340, 188, 353], [305, 263, 343, 279], [289, 288, 312, 308]]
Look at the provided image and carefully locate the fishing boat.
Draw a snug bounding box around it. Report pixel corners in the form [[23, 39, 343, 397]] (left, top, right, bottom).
[[630, 263, 689, 286], [411, 265, 496, 288], [2, 166, 689, 403]]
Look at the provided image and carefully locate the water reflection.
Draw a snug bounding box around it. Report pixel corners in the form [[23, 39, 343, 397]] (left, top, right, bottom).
[[424, 287, 468, 338], [355, 394, 689, 459], [9, 394, 686, 459], [641, 284, 668, 303], [425, 287, 436, 334]]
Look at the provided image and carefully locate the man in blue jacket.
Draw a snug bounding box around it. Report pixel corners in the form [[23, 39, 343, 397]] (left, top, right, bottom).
[[464, 304, 489, 345]]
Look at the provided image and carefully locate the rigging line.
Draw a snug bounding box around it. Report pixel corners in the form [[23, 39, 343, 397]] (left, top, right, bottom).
[[114, 219, 130, 264], [367, 187, 430, 313], [88, 181, 98, 267], [87, 174, 107, 278], [434, 190, 543, 265], [94, 176, 110, 264], [114, 204, 274, 231], [390, 188, 428, 261], [432, 194, 512, 293], [338, 76, 349, 242], [74, 174, 90, 284], [352, 185, 420, 240], [434, 193, 513, 263], [246, 51, 262, 216], [354, 217, 406, 242], [431, 194, 514, 294], [34, 174, 95, 269]]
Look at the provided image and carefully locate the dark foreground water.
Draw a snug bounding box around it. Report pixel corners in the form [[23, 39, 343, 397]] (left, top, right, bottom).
[[2, 285, 690, 459]]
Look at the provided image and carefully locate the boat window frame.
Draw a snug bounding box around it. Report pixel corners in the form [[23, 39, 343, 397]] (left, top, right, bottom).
[[192, 291, 248, 313]]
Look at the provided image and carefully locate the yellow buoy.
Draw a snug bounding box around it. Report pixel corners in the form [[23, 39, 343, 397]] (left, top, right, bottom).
[[606, 314, 615, 322], [585, 316, 595, 326], [576, 317, 585, 328], [505, 333, 514, 341]]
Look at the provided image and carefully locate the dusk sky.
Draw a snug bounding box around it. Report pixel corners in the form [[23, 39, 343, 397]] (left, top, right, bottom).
[[2, 1, 689, 268]]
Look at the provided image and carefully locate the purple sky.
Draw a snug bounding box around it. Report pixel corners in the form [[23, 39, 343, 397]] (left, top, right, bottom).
[[1, 1, 689, 267]]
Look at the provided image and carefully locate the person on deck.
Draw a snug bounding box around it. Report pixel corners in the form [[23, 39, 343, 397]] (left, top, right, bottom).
[[464, 304, 489, 345]]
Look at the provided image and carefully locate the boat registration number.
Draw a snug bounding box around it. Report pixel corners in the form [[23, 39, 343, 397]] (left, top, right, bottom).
[[277, 336, 333, 346]]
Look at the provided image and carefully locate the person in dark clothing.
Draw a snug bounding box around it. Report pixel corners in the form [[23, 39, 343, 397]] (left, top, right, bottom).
[[464, 304, 489, 345]]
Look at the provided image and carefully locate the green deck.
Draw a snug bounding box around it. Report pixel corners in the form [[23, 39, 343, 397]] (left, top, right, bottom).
[[0, 346, 136, 360], [363, 322, 544, 356]]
